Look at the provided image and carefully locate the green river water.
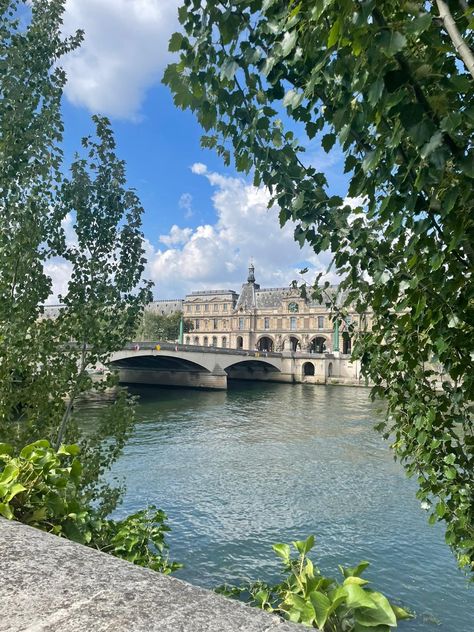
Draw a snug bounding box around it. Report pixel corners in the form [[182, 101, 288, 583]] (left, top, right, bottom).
[[81, 381, 473, 631]]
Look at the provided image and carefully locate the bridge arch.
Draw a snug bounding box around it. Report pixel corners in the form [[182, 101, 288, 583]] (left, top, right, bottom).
[[109, 352, 211, 374], [224, 358, 281, 380]]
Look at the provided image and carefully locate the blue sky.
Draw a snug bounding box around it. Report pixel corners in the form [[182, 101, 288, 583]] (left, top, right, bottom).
[[52, 0, 352, 300]]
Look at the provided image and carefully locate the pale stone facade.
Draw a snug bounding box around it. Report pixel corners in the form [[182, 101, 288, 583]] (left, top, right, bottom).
[[182, 264, 370, 355]]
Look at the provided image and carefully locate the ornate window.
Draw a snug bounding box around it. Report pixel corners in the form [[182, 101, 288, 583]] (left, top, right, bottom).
[[290, 316, 297, 331], [204, 304, 209, 312], [195, 304, 200, 312], [288, 302, 299, 313], [317, 316, 324, 329], [223, 303, 228, 311], [203, 336, 209, 346], [264, 317, 270, 329], [239, 317, 245, 330], [213, 303, 218, 311], [212, 336, 218, 346], [195, 319, 200, 329], [213, 319, 218, 329], [222, 336, 227, 348]]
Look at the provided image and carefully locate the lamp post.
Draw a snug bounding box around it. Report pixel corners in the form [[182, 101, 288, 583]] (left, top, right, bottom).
[[333, 319, 340, 352], [178, 315, 184, 345]]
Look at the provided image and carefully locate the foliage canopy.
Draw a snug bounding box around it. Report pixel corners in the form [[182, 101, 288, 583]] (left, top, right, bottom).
[[137, 310, 193, 342], [165, 0, 474, 572], [0, 0, 151, 515]]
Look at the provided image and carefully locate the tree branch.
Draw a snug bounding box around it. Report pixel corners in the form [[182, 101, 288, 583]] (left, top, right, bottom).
[[435, 0, 474, 79]]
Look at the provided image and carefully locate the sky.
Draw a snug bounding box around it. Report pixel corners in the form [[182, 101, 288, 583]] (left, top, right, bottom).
[[48, 0, 351, 301]]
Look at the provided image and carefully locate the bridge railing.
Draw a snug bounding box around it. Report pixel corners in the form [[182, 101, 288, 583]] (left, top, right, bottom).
[[124, 341, 283, 359]]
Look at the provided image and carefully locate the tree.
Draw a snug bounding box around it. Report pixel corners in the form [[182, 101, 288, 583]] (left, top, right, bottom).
[[0, 0, 151, 515], [137, 310, 193, 341], [164, 0, 473, 572]]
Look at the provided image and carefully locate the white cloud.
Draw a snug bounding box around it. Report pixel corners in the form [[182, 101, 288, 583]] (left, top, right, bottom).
[[146, 165, 337, 298], [159, 224, 192, 246], [44, 260, 73, 305], [190, 162, 207, 175], [178, 193, 193, 218], [62, 0, 179, 119]]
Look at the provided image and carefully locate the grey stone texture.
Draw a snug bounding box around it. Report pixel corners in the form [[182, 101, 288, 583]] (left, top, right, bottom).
[[0, 518, 299, 632]]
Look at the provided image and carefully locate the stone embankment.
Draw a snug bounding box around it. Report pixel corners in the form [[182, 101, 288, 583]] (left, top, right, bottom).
[[0, 518, 298, 632]]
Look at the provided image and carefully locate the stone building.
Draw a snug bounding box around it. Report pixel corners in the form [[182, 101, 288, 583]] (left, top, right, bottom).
[[183, 264, 367, 355]]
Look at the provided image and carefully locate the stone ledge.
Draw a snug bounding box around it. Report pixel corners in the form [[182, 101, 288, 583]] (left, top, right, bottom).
[[0, 518, 299, 632]]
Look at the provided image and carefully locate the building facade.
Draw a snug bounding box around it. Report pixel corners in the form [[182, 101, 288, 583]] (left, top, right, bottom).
[[182, 264, 369, 355]]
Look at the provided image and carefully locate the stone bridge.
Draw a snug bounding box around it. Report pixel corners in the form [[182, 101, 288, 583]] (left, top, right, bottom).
[[108, 342, 362, 390], [109, 342, 284, 389]]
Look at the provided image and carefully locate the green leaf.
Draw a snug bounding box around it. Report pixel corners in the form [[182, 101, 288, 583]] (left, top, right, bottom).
[[355, 591, 397, 627], [322, 133, 336, 153], [0, 502, 14, 519], [405, 13, 432, 36], [272, 542, 291, 561], [281, 30, 298, 57], [368, 77, 384, 105], [344, 576, 369, 586], [168, 32, 184, 52], [283, 89, 304, 109], [58, 444, 81, 456], [344, 584, 377, 609], [220, 59, 239, 81], [5, 483, 26, 502], [341, 561, 370, 578], [392, 604, 413, 620], [309, 590, 331, 629], [327, 19, 341, 47], [0, 463, 19, 485], [379, 31, 407, 56], [420, 131, 443, 159]]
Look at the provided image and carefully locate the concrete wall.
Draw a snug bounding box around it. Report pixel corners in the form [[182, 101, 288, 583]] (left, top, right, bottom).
[[0, 518, 298, 632]]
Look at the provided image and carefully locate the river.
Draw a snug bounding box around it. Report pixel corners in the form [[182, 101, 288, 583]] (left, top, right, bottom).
[[81, 382, 473, 631]]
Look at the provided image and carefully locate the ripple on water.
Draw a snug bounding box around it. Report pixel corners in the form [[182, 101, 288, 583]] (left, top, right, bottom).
[[79, 383, 473, 632]]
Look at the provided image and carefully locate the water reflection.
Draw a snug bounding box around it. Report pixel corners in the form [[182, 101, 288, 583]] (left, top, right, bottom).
[[78, 382, 473, 631]]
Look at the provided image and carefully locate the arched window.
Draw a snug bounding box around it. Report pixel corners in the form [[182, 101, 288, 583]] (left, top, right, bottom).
[[212, 336, 218, 347], [311, 337, 326, 353], [194, 336, 199, 345], [289, 336, 299, 351], [236, 336, 243, 349], [222, 336, 227, 348], [257, 336, 274, 352], [303, 362, 315, 376], [203, 336, 209, 347], [328, 362, 333, 377], [343, 332, 352, 354], [185, 336, 190, 344]]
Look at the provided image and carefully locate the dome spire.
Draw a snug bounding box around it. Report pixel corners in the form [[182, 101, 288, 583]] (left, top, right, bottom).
[[247, 260, 255, 283]]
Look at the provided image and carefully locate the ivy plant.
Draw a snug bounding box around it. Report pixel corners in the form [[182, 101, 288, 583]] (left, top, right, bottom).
[[0, 440, 181, 574], [217, 536, 412, 630]]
